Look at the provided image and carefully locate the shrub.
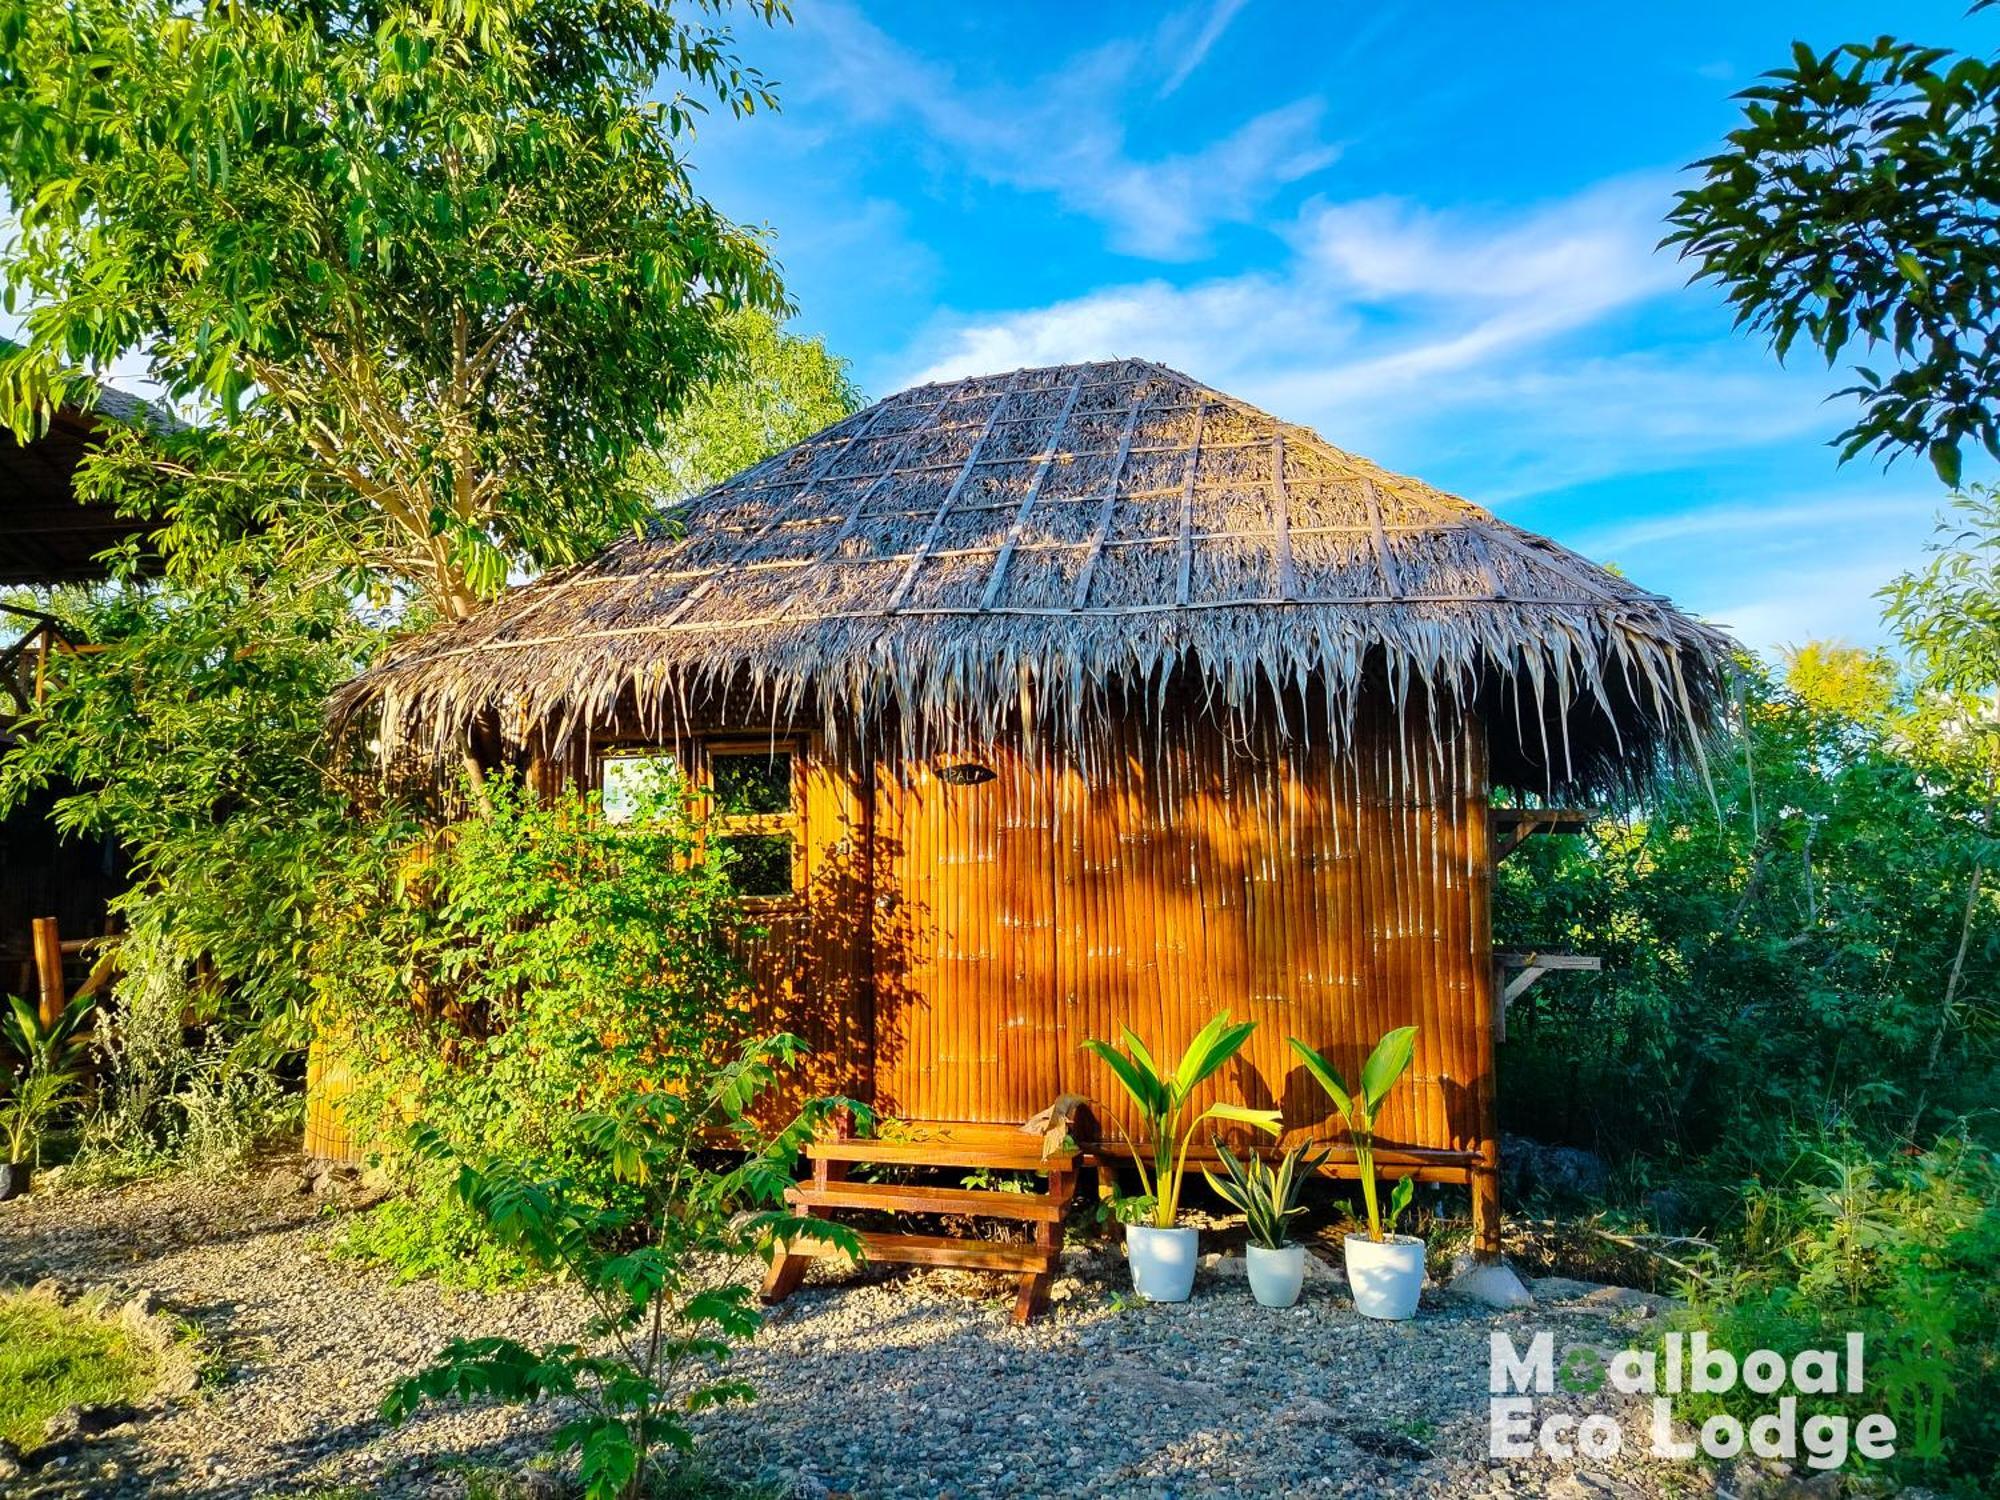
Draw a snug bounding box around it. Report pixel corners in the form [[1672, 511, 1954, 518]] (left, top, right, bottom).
[[1495, 666, 1998, 1190], [1674, 1139, 2000, 1495], [317, 768, 754, 1277], [383, 1036, 859, 1500]]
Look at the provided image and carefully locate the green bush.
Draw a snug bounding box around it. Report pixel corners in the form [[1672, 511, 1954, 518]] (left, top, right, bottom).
[[383, 1038, 860, 1500], [1675, 1139, 2000, 1494], [316, 768, 751, 1279], [1496, 664, 1998, 1194]]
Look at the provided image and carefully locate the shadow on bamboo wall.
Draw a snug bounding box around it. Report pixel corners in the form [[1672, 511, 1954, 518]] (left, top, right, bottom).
[[857, 691, 1493, 1162]]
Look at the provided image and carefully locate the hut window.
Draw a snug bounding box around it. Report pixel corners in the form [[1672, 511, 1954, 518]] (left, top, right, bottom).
[[704, 743, 801, 901], [599, 749, 680, 825]]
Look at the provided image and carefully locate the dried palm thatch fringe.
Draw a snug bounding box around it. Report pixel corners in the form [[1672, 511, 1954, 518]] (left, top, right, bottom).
[[332, 359, 1736, 794]]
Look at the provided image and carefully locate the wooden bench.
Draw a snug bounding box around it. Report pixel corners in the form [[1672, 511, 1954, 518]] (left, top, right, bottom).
[[760, 1121, 1078, 1324]]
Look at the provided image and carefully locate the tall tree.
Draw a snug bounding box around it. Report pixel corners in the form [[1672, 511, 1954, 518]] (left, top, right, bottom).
[[1665, 24, 2000, 484], [0, 0, 792, 618], [635, 311, 863, 502]]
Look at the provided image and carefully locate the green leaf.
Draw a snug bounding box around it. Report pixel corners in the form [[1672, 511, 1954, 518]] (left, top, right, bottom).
[[1083, 1037, 1166, 1119], [1177, 1014, 1257, 1096], [1359, 1026, 1419, 1113], [1386, 1173, 1415, 1232], [1288, 1037, 1353, 1120], [1201, 1101, 1284, 1136], [1930, 439, 1963, 487]]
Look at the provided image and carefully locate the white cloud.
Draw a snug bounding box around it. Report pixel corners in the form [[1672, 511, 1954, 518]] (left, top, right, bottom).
[[895, 174, 1819, 498], [1156, 0, 1252, 97], [792, 2, 1336, 260], [906, 175, 1678, 385], [1577, 493, 1937, 559]]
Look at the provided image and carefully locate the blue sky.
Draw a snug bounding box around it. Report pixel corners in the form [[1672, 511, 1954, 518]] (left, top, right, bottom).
[[690, 1, 1991, 655]]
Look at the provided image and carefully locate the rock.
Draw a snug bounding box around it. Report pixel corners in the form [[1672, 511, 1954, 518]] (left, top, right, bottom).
[[1446, 1255, 1533, 1309], [44, 1402, 144, 1444], [0, 1439, 21, 1481], [1646, 1187, 1694, 1234], [1500, 1132, 1610, 1202]]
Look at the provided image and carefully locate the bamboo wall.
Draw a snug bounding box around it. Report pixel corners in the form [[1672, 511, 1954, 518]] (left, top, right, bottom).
[[860, 704, 1494, 1159], [306, 698, 1499, 1184]]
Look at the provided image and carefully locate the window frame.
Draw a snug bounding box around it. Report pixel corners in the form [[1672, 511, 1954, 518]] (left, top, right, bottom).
[[698, 736, 807, 906], [596, 745, 686, 826]]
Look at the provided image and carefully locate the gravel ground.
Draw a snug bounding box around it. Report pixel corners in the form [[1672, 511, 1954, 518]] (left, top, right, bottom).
[[0, 1156, 1761, 1499]]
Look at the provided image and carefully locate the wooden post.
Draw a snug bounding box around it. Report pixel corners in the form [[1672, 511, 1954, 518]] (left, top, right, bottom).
[[31, 917, 64, 1027], [1471, 1156, 1502, 1259]]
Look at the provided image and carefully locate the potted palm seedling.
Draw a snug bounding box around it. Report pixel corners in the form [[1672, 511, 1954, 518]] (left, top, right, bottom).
[[0, 1066, 75, 1200], [1084, 1013, 1281, 1302], [1204, 1139, 1330, 1308], [0, 993, 93, 1201], [1289, 1025, 1424, 1319]]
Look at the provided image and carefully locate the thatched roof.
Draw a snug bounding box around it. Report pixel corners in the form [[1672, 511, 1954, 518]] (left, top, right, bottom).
[[0, 341, 180, 585], [338, 358, 1733, 789]]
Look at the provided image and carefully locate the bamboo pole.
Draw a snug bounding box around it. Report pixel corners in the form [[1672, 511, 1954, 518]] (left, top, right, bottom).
[[31, 917, 64, 1027]]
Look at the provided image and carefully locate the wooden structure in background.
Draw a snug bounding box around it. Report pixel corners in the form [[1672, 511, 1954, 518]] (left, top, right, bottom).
[[0, 348, 167, 586], [331, 360, 1732, 1273], [0, 363, 166, 997]]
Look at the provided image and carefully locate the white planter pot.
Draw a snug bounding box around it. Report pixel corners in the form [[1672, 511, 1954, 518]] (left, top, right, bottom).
[[1244, 1242, 1306, 1308], [1125, 1224, 1198, 1302], [1344, 1232, 1425, 1320]]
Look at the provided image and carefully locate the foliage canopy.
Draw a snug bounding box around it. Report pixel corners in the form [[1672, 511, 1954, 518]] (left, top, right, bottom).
[[0, 0, 792, 615], [1666, 30, 2000, 485]]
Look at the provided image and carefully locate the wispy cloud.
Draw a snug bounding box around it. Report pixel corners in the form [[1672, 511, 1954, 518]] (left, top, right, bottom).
[[906, 175, 1678, 385], [1577, 493, 1938, 558], [792, 2, 1336, 259], [895, 174, 1810, 494], [1156, 0, 1252, 97], [1570, 488, 1944, 654]]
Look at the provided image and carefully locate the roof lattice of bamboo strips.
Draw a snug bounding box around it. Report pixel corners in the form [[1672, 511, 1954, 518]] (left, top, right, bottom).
[[335, 358, 1735, 783]]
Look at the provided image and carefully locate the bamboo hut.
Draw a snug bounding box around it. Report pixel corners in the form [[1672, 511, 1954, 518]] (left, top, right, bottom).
[[2, 360, 168, 1014], [330, 358, 1730, 1293]]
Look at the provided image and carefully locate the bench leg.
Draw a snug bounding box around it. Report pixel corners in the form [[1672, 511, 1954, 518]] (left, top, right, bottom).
[[1012, 1268, 1051, 1325], [1011, 1199, 1065, 1325], [760, 1249, 810, 1305]]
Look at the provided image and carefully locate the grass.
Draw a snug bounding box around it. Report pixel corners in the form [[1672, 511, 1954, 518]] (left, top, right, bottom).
[[0, 1291, 157, 1453]]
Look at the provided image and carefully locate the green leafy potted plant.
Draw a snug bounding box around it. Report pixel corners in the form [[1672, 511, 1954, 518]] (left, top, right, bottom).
[[0, 993, 93, 1200], [1083, 1013, 1281, 1302], [0, 1066, 76, 1199], [1289, 1025, 1423, 1319], [2, 991, 96, 1079], [1204, 1139, 1330, 1308]]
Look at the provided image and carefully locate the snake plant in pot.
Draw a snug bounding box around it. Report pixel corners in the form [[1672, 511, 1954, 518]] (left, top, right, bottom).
[[1084, 1013, 1281, 1301], [1290, 1025, 1423, 1319], [1204, 1140, 1330, 1307]]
